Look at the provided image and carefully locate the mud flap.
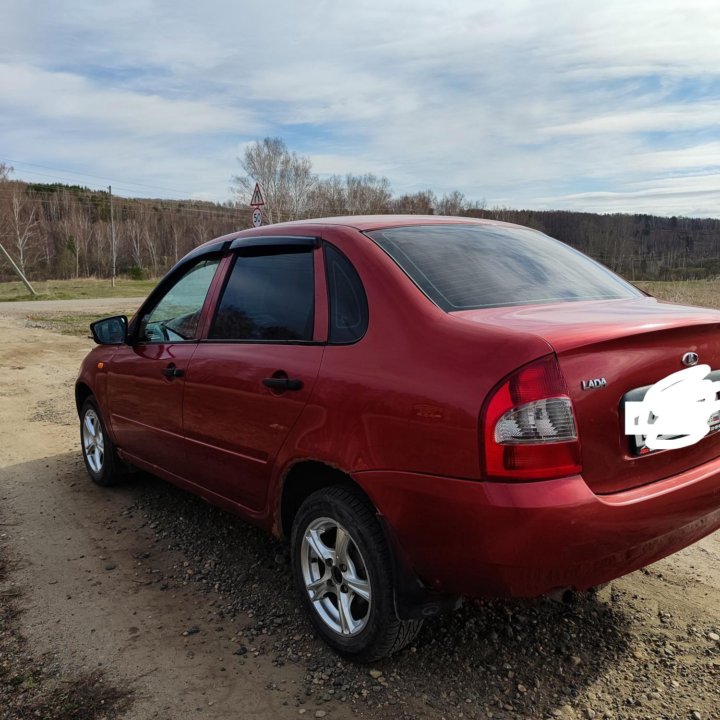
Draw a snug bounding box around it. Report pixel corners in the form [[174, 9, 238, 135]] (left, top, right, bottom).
[[376, 513, 462, 620]]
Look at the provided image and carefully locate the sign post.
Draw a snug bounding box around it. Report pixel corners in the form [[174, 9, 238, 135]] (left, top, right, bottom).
[[249, 182, 265, 227]]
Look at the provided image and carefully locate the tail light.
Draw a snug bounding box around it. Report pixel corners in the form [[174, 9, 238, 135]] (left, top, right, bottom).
[[482, 354, 581, 481]]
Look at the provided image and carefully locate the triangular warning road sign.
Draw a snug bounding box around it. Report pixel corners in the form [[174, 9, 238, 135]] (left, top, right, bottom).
[[250, 182, 265, 207]]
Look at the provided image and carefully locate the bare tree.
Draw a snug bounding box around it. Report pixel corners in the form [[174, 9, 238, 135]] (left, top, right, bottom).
[[10, 189, 38, 275], [284, 154, 316, 219], [437, 190, 469, 216], [170, 214, 188, 264], [345, 174, 392, 215], [392, 189, 437, 215], [233, 137, 288, 223], [127, 218, 145, 270], [74, 209, 94, 277], [310, 175, 347, 216], [0, 162, 13, 182], [233, 137, 317, 223]]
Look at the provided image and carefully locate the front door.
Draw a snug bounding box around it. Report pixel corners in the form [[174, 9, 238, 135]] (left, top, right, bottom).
[[107, 257, 221, 475], [183, 245, 323, 510]]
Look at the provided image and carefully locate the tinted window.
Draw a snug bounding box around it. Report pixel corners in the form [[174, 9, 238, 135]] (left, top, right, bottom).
[[367, 225, 643, 311], [210, 250, 314, 341], [325, 244, 368, 343], [139, 258, 220, 342]]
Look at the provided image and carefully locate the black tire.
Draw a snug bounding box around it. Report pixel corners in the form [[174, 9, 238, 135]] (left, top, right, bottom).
[[291, 485, 422, 661], [79, 397, 124, 487]]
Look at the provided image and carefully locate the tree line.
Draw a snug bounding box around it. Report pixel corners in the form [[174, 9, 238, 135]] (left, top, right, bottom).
[[1, 145, 719, 284], [0, 163, 245, 282]]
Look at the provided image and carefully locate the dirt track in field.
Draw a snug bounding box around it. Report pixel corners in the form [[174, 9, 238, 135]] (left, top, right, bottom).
[[0, 299, 718, 720]]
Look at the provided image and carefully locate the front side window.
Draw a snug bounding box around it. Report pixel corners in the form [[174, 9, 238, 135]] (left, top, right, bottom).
[[367, 224, 643, 311], [209, 249, 314, 341], [138, 258, 220, 342]]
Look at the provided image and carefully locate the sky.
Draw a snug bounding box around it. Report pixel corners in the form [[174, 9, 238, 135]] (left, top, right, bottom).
[[1, 0, 719, 216]]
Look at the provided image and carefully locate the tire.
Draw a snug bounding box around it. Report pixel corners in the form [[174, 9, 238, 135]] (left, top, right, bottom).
[[79, 397, 124, 487], [291, 485, 422, 661]]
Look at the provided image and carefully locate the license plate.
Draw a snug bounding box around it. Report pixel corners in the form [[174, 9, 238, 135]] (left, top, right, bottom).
[[624, 370, 720, 456], [631, 410, 720, 455]]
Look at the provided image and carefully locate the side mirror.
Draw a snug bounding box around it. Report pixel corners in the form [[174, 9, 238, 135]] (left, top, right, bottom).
[[90, 315, 128, 345]]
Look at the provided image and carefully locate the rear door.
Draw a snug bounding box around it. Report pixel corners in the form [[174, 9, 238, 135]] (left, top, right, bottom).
[[182, 238, 325, 510]]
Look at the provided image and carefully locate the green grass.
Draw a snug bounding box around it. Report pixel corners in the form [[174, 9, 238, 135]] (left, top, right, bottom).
[[636, 280, 720, 310], [0, 277, 157, 302]]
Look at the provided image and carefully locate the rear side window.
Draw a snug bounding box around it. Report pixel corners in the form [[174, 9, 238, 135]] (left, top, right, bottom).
[[209, 249, 314, 341], [325, 243, 368, 343], [366, 224, 643, 311]]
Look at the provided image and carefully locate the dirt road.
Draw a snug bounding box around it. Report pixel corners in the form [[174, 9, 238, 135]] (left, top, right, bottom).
[[0, 299, 718, 720]]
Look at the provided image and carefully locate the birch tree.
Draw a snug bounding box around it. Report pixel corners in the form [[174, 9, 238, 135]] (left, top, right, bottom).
[[233, 137, 316, 223], [10, 189, 38, 275]]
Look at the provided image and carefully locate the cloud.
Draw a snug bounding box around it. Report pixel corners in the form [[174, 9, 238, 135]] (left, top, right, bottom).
[[543, 103, 720, 136], [1, 0, 720, 215], [629, 143, 720, 172], [0, 63, 256, 136]]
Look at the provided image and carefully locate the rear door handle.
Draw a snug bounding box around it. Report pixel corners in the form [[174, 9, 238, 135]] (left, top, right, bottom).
[[162, 364, 185, 379], [262, 377, 303, 392]]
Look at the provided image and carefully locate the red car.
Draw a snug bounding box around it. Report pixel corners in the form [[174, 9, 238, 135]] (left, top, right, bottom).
[[77, 216, 720, 660]]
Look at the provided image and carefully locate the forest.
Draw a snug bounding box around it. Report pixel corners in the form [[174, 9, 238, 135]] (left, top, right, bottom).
[[1, 142, 719, 284]]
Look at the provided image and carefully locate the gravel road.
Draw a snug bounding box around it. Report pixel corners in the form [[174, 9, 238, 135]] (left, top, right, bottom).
[[0, 300, 718, 720], [0, 297, 146, 315]]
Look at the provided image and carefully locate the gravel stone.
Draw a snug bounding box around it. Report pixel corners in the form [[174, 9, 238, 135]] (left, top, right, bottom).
[[127, 480, 720, 720]]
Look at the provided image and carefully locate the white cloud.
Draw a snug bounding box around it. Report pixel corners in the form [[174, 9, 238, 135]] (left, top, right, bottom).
[[1, 0, 720, 215], [0, 63, 256, 136], [543, 103, 720, 136], [629, 143, 720, 172], [542, 174, 720, 215]]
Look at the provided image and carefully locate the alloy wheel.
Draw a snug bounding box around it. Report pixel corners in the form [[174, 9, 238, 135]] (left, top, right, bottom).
[[300, 517, 372, 636], [82, 408, 105, 474]]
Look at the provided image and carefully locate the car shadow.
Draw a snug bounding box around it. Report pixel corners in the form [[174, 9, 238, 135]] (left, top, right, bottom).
[[6, 452, 634, 719]]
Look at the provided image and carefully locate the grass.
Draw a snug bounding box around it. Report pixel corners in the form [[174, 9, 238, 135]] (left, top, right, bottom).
[[0, 277, 156, 302], [2, 275, 720, 307], [635, 280, 720, 310], [26, 310, 139, 337]]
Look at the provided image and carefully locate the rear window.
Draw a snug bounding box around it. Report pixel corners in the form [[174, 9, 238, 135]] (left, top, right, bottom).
[[366, 224, 642, 311]]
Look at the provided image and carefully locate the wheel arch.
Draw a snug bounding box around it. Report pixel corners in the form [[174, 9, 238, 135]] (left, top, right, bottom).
[[279, 460, 362, 540], [277, 459, 460, 621], [75, 382, 93, 415]]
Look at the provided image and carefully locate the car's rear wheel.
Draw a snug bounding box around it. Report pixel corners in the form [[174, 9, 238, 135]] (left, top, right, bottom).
[[291, 485, 422, 661], [80, 397, 124, 486]]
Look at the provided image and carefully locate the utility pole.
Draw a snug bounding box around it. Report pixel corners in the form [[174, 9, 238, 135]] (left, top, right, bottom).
[[109, 185, 117, 288], [0, 240, 37, 295]]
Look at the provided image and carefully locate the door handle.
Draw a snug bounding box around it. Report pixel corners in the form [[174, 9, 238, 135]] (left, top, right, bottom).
[[262, 377, 303, 392], [162, 364, 185, 379]]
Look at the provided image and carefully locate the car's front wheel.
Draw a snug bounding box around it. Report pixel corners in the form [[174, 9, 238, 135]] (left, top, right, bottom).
[[80, 397, 124, 486], [291, 485, 422, 661]]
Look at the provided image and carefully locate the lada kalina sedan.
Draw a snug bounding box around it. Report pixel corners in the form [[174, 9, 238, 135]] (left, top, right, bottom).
[[77, 216, 720, 660]]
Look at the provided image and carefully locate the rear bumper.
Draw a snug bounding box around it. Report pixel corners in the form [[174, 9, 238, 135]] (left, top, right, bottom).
[[353, 458, 720, 598]]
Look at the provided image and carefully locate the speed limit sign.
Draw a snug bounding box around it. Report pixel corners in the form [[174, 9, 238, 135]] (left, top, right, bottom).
[[252, 208, 263, 227]]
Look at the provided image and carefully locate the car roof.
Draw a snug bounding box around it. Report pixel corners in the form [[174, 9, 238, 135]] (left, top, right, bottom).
[[186, 215, 524, 261], [257, 214, 520, 232]]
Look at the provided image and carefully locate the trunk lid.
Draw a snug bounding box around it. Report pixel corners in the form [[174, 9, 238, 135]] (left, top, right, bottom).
[[455, 297, 720, 494]]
